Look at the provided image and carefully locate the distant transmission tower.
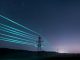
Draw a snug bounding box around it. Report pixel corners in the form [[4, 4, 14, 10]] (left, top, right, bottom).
[[37, 36, 43, 51]]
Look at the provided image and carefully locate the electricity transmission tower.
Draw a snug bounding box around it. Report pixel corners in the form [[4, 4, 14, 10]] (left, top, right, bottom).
[[37, 36, 43, 51]]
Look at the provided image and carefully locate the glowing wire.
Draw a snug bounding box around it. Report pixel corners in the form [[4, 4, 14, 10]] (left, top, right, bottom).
[[0, 24, 48, 48], [0, 23, 38, 38], [0, 37, 37, 47], [0, 14, 48, 48], [0, 33, 36, 44], [0, 25, 48, 47], [0, 26, 37, 41], [0, 14, 40, 35]]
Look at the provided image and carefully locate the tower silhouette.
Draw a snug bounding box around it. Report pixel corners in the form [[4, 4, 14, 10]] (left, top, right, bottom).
[[38, 36, 42, 51]]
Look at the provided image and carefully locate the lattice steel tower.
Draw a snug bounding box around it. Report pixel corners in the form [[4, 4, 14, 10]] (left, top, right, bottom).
[[38, 36, 42, 51]]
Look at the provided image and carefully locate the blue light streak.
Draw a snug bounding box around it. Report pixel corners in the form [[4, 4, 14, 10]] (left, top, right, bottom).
[[0, 33, 36, 44], [0, 37, 37, 47], [0, 14, 47, 49], [0, 26, 37, 41], [0, 23, 38, 39], [0, 14, 40, 35]]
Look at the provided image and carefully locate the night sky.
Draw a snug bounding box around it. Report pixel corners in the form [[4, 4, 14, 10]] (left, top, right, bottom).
[[0, 0, 80, 53]]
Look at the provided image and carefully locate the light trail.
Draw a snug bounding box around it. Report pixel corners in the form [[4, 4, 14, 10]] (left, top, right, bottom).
[[0, 33, 36, 44], [0, 37, 37, 47], [0, 23, 38, 39], [0, 26, 38, 41], [0, 14, 48, 49], [0, 14, 40, 35]]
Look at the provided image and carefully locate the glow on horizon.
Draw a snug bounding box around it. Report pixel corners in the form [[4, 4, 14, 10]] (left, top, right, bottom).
[[57, 49, 68, 53], [54, 42, 80, 53]]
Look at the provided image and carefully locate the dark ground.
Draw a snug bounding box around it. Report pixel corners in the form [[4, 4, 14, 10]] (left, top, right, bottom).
[[0, 48, 80, 60]]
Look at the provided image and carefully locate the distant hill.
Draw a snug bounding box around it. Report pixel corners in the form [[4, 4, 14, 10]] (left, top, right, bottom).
[[0, 48, 80, 60], [0, 48, 58, 60]]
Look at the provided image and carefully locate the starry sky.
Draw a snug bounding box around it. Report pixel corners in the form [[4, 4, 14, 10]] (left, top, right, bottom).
[[0, 0, 80, 53]]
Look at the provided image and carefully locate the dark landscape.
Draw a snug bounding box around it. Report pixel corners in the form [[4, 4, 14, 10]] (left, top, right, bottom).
[[0, 48, 80, 60]]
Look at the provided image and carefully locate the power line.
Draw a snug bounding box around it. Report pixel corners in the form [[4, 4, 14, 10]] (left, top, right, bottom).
[[0, 37, 37, 47], [0, 14, 40, 35], [0, 33, 36, 44], [0, 14, 49, 51], [0, 14, 48, 44], [0, 26, 37, 41], [0, 23, 38, 39]]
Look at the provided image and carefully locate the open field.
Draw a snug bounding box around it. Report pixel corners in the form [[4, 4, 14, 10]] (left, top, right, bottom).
[[0, 48, 80, 60]]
